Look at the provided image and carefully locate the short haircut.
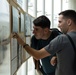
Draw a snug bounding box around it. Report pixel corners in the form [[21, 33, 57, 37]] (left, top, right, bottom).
[[59, 10, 76, 24], [33, 15, 50, 29]]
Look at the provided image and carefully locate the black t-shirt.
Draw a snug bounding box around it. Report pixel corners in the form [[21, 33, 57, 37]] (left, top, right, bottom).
[[31, 28, 62, 49], [31, 28, 62, 73]]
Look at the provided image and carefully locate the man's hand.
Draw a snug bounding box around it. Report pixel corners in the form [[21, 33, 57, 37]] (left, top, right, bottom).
[[11, 32, 26, 46], [11, 32, 19, 38], [50, 56, 57, 66]]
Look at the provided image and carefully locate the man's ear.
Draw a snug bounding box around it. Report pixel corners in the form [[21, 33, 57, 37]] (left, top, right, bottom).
[[67, 19, 72, 26], [44, 28, 49, 33]]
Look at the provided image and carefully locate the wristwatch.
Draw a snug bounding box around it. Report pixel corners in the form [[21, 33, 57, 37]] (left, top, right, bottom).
[[23, 44, 29, 48]]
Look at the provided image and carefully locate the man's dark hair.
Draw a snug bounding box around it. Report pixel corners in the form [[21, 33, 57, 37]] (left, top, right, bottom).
[[33, 15, 50, 29], [59, 10, 76, 24]]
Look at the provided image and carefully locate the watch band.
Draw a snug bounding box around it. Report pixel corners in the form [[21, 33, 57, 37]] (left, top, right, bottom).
[[23, 44, 29, 48]]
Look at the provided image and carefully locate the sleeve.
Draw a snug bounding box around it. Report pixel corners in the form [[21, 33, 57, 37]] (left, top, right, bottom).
[[44, 35, 64, 55]]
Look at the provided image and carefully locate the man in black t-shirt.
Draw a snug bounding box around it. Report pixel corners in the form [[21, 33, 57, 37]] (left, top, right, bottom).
[[31, 15, 61, 75]]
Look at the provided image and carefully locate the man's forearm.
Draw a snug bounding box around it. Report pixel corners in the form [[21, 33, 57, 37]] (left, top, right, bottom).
[[12, 33, 50, 60], [13, 33, 40, 60]]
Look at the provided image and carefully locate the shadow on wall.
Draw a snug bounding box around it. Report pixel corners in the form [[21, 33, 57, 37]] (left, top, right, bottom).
[[0, 14, 10, 64]]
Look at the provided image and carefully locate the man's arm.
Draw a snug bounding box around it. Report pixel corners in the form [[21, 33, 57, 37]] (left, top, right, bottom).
[[33, 58, 40, 70], [31, 36, 41, 70], [12, 33, 50, 60]]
